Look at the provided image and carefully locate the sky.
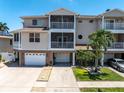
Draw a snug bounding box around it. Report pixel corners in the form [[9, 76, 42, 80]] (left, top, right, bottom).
[[0, 0, 124, 31]]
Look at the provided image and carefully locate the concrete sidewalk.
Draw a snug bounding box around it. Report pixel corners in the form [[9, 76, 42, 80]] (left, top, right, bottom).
[[78, 81, 124, 88], [46, 67, 80, 92]]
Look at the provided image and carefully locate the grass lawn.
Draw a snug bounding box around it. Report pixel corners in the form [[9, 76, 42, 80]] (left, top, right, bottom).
[[80, 88, 124, 92], [72, 67, 124, 81]]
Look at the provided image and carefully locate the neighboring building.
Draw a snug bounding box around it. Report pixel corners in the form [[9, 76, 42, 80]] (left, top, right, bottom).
[[12, 8, 124, 66], [0, 32, 13, 53]]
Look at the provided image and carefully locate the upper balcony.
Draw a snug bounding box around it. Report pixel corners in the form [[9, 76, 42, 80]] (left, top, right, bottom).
[[50, 15, 75, 30], [100, 18, 124, 33], [51, 22, 74, 29], [104, 22, 124, 33], [108, 42, 124, 51]]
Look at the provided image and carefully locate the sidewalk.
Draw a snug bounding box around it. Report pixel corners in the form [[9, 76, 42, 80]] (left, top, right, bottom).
[[78, 81, 124, 88], [46, 67, 80, 92]]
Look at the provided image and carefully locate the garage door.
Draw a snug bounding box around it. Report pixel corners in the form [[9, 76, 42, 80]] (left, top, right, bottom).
[[55, 53, 70, 63], [25, 53, 46, 66]]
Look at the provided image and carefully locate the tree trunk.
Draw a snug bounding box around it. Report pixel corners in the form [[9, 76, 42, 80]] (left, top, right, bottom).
[[100, 53, 104, 67], [95, 59, 98, 72]]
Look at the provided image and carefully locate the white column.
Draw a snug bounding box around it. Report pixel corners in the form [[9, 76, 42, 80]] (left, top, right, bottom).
[[20, 32, 21, 48], [49, 15, 51, 28], [18, 32, 21, 48], [102, 16, 105, 29], [74, 15, 76, 49], [74, 15, 76, 30], [48, 15, 51, 49], [48, 31, 51, 49], [72, 52, 75, 66]]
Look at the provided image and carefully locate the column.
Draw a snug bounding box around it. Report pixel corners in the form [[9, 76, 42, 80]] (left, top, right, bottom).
[[19, 52, 22, 66], [74, 15, 76, 30], [48, 32, 51, 49], [72, 52, 75, 66], [102, 16, 105, 29], [49, 15, 51, 28]]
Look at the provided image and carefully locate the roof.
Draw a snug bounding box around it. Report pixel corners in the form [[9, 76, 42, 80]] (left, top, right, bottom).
[[77, 15, 98, 19], [20, 8, 124, 20], [99, 9, 124, 17], [46, 8, 77, 15], [12, 28, 48, 33], [0, 35, 13, 39], [20, 15, 48, 19]]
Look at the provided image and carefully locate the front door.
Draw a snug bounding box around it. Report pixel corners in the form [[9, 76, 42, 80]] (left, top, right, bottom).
[[54, 53, 70, 63]]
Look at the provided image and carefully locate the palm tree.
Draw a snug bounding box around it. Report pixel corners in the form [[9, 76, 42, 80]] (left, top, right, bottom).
[[89, 29, 114, 72], [0, 22, 9, 35]]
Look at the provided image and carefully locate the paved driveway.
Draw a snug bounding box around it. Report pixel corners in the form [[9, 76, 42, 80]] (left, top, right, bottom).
[[46, 67, 80, 92], [0, 64, 42, 92]]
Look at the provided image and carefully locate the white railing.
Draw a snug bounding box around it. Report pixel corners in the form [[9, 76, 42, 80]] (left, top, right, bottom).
[[108, 42, 124, 49], [104, 23, 124, 30], [51, 22, 74, 29], [13, 42, 21, 49], [51, 42, 74, 48]]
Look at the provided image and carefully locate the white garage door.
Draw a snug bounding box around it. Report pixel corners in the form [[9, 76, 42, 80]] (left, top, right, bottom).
[[55, 53, 70, 63], [25, 53, 46, 66]]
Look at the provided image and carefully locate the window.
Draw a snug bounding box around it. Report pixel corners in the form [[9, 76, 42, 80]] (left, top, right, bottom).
[[32, 20, 37, 25], [35, 33, 40, 42], [78, 20, 82, 23], [89, 20, 94, 23], [29, 33, 40, 42], [29, 33, 34, 42], [78, 35, 83, 39], [14, 33, 19, 42], [10, 39, 12, 45]]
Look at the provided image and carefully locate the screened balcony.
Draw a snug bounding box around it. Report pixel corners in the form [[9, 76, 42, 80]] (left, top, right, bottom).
[[51, 33, 74, 48], [50, 15, 74, 29]]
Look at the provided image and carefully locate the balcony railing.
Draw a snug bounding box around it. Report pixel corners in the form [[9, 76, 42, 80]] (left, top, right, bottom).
[[51, 42, 74, 48], [108, 42, 124, 49], [51, 22, 74, 29], [104, 23, 124, 30]]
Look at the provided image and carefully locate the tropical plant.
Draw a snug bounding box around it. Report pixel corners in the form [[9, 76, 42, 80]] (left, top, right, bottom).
[[0, 22, 9, 34], [89, 29, 114, 72], [76, 50, 95, 67]]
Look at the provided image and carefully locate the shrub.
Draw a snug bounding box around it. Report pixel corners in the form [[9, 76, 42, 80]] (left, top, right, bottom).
[[76, 50, 95, 67]]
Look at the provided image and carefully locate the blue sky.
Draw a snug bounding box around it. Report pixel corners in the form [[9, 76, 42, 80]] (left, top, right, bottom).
[[0, 0, 124, 31]]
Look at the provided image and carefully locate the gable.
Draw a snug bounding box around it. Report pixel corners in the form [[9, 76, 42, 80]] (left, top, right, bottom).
[[100, 9, 124, 17], [46, 8, 77, 15]]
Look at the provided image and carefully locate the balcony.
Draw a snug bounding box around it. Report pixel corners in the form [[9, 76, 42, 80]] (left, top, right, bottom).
[[101, 22, 124, 33], [108, 42, 124, 49], [51, 42, 74, 48], [103, 22, 124, 29], [51, 22, 74, 29]]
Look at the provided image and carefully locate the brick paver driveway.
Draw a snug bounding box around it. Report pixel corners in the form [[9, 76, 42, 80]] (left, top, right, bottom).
[[0, 64, 42, 92], [46, 66, 80, 92]]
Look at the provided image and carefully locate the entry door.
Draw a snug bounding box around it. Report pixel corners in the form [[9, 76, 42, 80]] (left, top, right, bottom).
[[55, 53, 70, 63]]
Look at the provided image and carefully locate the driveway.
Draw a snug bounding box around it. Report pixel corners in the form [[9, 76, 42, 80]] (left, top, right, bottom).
[[46, 67, 80, 92], [0, 64, 42, 92]]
